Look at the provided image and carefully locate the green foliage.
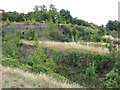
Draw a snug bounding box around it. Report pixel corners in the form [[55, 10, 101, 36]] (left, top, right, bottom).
[[27, 46, 55, 71], [16, 32, 24, 39], [101, 69, 119, 88], [37, 30, 51, 41], [8, 11, 24, 22], [2, 27, 20, 58], [2, 29, 6, 41], [2, 38, 119, 88], [2, 4, 120, 88], [6, 18, 10, 24], [33, 33, 39, 46], [31, 64, 53, 73], [54, 50, 61, 62], [24, 27, 36, 40], [47, 21, 58, 31], [1, 47, 69, 84], [2, 26, 21, 58], [93, 54, 115, 74], [106, 44, 117, 52], [60, 9, 73, 23], [16, 41, 24, 47], [53, 50, 118, 87], [49, 30, 63, 41], [2, 37, 20, 59], [106, 20, 119, 31], [84, 63, 98, 86], [25, 19, 41, 25], [49, 73, 69, 83], [59, 24, 109, 42], [48, 22, 70, 41], [19, 64, 32, 72], [2, 56, 21, 67], [25, 20, 32, 25]]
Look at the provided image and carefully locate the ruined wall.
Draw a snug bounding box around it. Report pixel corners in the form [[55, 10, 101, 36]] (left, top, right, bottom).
[[3, 23, 48, 33]]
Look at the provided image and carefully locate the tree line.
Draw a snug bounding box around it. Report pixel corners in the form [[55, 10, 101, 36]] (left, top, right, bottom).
[[1, 4, 119, 31]]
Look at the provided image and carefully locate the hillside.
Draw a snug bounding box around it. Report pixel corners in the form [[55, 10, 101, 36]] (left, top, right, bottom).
[[1, 65, 80, 88], [21, 40, 109, 55], [1, 5, 120, 88]]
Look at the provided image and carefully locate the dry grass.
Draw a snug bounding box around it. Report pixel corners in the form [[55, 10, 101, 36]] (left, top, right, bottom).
[[21, 40, 109, 55], [0, 65, 81, 88], [103, 35, 120, 41]]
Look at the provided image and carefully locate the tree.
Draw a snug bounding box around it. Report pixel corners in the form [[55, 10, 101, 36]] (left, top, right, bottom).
[[33, 5, 47, 12], [60, 9, 73, 23], [49, 4, 57, 11], [106, 20, 119, 31], [48, 10, 60, 23], [8, 11, 24, 22], [33, 5, 39, 12], [84, 63, 98, 86], [39, 5, 47, 12]]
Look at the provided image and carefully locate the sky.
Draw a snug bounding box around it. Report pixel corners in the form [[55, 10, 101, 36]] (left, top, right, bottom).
[[0, 0, 119, 26]]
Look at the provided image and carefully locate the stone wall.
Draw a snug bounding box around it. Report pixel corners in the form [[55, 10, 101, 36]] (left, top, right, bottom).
[[3, 23, 48, 33]]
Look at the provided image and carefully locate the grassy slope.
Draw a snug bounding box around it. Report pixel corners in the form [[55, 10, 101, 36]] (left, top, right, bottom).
[[1, 65, 81, 88], [21, 40, 109, 55]]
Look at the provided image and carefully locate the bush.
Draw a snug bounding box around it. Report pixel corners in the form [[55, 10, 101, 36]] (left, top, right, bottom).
[[49, 30, 63, 41], [52, 49, 118, 87], [54, 50, 61, 62], [16, 32, 24, 39], [48, 22, 68, 41], [84, 63, 98, 86], [2, 56, 21, 68], [2, 40, 20, 58], [24, 27, 36, 40], [101, 69, 119, 88], [48, 72, 69, 83], [19, 64, 32, 72], [93, 54, 115, 74], [16, 41, 24, 46], [27, 46, 55, 71], [31, 64, 53, 73]]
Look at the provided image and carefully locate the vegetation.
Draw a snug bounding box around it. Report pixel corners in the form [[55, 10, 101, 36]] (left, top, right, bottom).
[[1, 4, 120, 88], [1, 65, 80, 88]]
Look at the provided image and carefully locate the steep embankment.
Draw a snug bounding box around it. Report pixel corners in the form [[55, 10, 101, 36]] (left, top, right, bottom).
[[1, 65, 81, 88]]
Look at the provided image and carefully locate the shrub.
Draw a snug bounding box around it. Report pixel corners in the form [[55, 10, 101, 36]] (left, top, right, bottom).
[[93, 54, 115, 74], [49, 30, 63, 41], [54, 50, 61, 62], [19, 64, 32, 72], [31, 64, 53, 73], [33, 34, 39, 46], [2, 56, 21, 68], [2, 40, 20, 58], [27, 46, 55, 71], [48, 22, 65, 41], [38, 30, 51, 41], [84, 63, 98, 86], [16, 32, 24, 39], [24, 27, 36, 40], [53, 50, 118, 87], [101, 69, 119, 88], [49, 72, 69, 83], [16, 41, 24, 47]]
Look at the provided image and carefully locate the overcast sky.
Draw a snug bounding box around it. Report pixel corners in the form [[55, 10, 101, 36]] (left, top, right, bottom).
[[0, 0, 119, 26]]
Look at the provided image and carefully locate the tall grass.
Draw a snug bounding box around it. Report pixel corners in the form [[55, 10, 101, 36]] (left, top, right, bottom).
[[21, 40, 109, 55], [1, 65, 81, 88]]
